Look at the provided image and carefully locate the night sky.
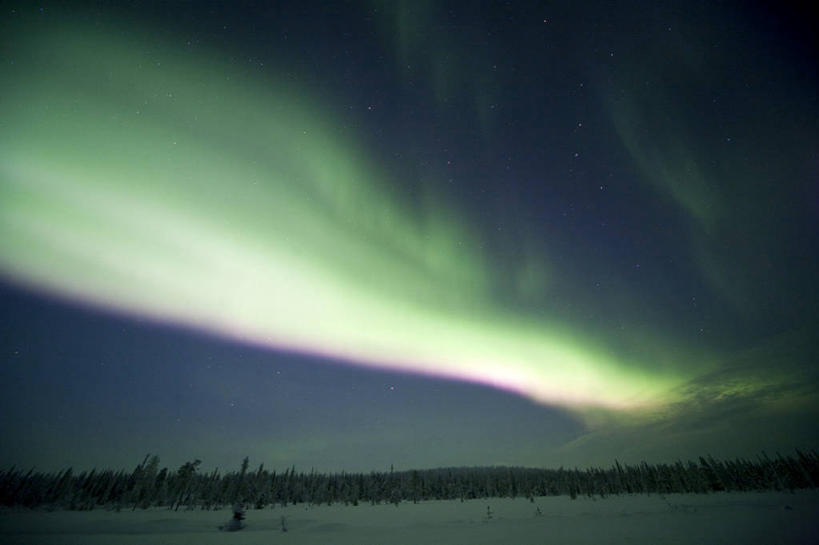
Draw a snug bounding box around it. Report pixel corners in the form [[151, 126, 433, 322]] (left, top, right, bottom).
[[1, 1, 817, 473]]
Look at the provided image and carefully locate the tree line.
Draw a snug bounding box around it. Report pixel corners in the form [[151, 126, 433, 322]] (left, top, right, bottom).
[[1, 450, 817, 511]]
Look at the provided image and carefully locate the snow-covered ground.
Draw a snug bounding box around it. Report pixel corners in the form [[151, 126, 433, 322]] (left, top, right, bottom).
[[1, 491, 817, 544]]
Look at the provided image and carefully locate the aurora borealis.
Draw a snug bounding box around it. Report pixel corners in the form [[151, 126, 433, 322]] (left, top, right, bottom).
[[1, 1, 817, 472], [0, 17, 684, 410]]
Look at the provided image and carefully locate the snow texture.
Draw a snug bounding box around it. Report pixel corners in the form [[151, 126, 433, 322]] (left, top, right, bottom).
[[1, 491, 817, 544]]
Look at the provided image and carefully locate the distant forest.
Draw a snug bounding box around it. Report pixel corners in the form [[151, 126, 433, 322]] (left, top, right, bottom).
[[2, 451, 817, 511]]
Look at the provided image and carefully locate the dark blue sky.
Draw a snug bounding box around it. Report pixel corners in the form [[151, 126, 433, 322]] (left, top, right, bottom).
[[1, 284, 583, 471], [0, 1, 817, 473]]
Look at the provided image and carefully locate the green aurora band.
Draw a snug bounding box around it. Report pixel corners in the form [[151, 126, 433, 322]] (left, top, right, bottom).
[[0, 23, 688, 410]]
